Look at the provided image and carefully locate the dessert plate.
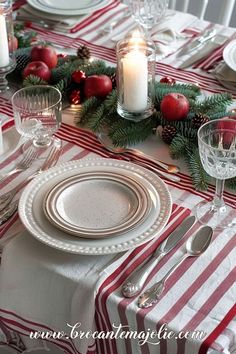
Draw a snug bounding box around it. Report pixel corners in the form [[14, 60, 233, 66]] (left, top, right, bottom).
[[223, 39, 236, 72], [44, 171, 151, 238], [19, 159, 172, 255]]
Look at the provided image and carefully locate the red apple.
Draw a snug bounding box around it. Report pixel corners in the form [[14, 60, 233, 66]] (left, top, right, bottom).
[[84, 75, 112, 98], [31, 45, 58, 69], [160, 93, 189, 121], [23, 61, 51, 82]]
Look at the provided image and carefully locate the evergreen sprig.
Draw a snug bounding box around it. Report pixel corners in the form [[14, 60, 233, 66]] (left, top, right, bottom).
[[23, 75, 47, 86], [185, 148, 209, 190], [190, 93, 232, 115]]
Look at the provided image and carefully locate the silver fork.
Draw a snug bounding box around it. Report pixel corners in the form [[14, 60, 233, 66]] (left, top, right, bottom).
[[0, 147, 38, 181], [0, 138, 62, 215]]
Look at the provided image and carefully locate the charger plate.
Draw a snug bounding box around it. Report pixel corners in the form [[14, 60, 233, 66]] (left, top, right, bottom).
[[19, 159, 172, 255], [43, 171, 151, 238]]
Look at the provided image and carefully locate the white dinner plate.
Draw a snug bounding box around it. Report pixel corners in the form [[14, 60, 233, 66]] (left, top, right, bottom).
[[38, 0, 102, 11], [27, 0, 109, 15], [223, 39, 236, 72], [44, 171, 151, 238], [19, 159, 172, 255]]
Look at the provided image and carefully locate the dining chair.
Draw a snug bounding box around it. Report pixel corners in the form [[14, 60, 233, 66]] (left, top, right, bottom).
[[168, 0, 236, 26]]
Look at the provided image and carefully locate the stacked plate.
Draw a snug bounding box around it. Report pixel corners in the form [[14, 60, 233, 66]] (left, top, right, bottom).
[[223, 39, 236, 72], [19, 159, 172, 255], [27, 0, 109, 15]]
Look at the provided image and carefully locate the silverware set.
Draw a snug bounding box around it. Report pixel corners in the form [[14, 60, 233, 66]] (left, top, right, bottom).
[[97, 133, 181, 182], [0, 146, 38, 182], [0, 138, 62, 225], [122, 216, 213, 308]]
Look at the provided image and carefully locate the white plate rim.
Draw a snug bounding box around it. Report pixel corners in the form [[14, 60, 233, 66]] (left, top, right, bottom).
[[223, 39, 236, 72], [38, 0, 103, 11], [19, 159, 172, 255], [27, 0, 109, 15], [43, 171, 151, 238]]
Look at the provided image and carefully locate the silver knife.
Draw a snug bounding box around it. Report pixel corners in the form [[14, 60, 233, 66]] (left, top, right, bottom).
[[179, 34, 227, 69], [121, 215, 196, 298], [177, 28, 216, 57]]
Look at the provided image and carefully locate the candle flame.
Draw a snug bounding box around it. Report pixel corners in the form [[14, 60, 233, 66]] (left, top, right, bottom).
[[128, 29, 146, 51]]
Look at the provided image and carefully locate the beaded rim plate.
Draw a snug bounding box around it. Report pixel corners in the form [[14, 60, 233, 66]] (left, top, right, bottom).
[[43, 171, 152, 238], [19, 159, 172, 255]]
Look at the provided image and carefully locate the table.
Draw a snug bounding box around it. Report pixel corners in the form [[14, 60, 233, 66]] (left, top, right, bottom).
[[0, 1, 236, 353]]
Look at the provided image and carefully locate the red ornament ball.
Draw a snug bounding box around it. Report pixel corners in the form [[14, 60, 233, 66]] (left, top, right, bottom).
[[160, 93, 189, 121], [160, 76, 176, 85], [71, 70, 86, 84], [69, 90, 81, 105], [57, 53, 67, 58], [84, 74, 112, 98]]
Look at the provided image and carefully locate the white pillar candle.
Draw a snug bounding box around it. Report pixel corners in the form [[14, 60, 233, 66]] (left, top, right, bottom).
[[0, 14, 10, 67], [122, 50, 148, 112]]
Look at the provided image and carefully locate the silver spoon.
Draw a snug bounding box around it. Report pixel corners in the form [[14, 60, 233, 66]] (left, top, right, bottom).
[[138, 225, 213, 308], [98, 133, 180, 174]]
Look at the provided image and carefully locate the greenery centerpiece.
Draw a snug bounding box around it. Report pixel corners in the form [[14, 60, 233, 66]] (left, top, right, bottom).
[[10, 33, 236, 191]]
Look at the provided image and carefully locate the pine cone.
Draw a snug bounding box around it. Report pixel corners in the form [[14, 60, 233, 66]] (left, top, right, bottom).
[[162, 125, 177, 144], [77, 45, 91, 60], [15, 48, 31, 72], [192, 113, 210, 129]]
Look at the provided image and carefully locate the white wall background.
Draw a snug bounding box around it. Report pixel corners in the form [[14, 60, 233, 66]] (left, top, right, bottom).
[[175, 0, 236, 27]]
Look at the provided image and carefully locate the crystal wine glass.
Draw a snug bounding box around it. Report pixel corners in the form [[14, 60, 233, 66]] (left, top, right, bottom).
[[194, 118, 236, 230], [130, 0, 169, 30], [12, 85, 62, 153]]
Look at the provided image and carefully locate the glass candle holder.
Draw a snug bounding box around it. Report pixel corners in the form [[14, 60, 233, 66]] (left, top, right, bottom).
[[116, 28, 156, 121], [0, 0, 16, 92]]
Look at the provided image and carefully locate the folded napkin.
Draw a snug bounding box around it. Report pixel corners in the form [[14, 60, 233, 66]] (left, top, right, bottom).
[[212, 61, 236, 92], [177, 34, 228, 69], [16, 4, 85, 31], [112, 10, 196, 41]]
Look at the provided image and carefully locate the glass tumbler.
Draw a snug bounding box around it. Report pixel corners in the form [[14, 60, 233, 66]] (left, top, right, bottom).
[[12, 85, 62, 152]]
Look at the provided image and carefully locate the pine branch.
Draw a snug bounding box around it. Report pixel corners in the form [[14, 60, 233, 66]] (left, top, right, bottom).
[[79, 96, 101, 124], [109, 118, 155, 147], [169, 134, 191, 159], [185, 148, 209, 190], [190, 93, 233, 115], [87, 104, 107, 131], [23, 75, 47, 86]]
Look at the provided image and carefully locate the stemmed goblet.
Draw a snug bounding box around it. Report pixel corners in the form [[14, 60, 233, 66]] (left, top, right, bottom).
[[194, 118, 236, 230], [130, 0, 169, 32], [11, 85, 62, 154]]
